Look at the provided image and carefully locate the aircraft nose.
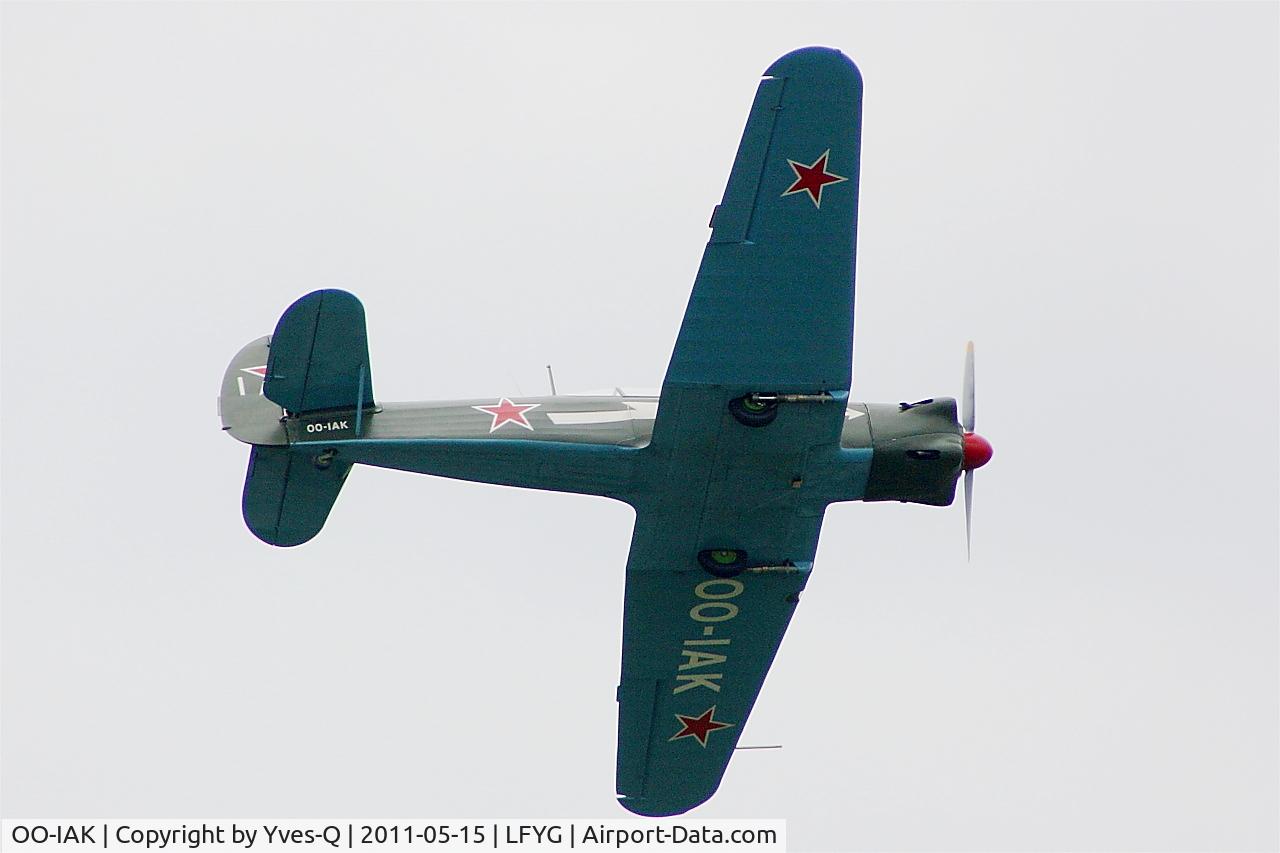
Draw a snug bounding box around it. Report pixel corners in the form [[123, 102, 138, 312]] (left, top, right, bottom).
[[962, 432, 993, 471]]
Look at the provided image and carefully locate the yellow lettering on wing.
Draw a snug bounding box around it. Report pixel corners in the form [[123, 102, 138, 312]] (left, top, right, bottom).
[[671, 575, 746, 694], [679, 650, 728, 670], [673, 673, 723, 693]]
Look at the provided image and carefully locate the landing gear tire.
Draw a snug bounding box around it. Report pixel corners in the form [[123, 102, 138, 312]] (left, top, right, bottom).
[[698, 548, 748, 578], [729, 394, 778, 427]]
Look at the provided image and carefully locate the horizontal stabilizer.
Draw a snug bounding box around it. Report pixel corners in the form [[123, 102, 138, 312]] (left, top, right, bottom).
[[242, 446, 351, 547], [265, 290, 375, 415]]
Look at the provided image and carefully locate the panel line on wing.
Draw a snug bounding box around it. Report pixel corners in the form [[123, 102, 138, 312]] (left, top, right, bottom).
[[742, 75, 788, 244]]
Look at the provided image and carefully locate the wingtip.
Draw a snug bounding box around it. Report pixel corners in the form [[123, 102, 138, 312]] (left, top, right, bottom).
[[764, 46, 862, 89], [616, 775, 722, 817], [617, 791, 713, 818]]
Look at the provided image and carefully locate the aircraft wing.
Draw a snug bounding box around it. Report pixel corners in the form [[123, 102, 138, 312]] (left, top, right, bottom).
[[615, 47, 863, 816], [661, 46, 862, 398], [615, 510, 821, 816]]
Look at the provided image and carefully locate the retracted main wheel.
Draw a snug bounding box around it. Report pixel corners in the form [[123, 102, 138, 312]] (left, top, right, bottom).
[[698, 548, 748, 578], [729, 394, 778, 427]]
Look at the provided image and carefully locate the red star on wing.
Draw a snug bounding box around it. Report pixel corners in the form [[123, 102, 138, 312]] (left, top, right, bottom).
[[669, 705, 735, 747], [472, 397, 540, 433], [781, 149, 848, 209]]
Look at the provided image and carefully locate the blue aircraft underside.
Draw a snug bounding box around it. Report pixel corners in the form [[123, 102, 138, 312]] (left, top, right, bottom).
[[220, 46, 984, 817]]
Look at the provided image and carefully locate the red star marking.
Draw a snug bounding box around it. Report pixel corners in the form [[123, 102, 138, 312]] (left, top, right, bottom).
[[241, 365, 268, 378], [781, 149, 848, 209], [472, 397, 540, 433], [669, 705, 735, 747]]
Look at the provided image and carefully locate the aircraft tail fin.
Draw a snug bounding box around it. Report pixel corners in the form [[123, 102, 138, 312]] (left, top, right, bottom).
[[220, 289, 375, 547], [219, 335, 287, 446]]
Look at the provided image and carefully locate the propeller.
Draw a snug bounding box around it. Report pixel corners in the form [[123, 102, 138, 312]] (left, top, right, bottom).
[[960, 341, 993, 559], [962, 341, 975, 433]]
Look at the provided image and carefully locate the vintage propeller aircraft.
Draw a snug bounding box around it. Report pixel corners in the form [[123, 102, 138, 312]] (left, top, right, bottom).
[[219, 46, 992, 816]]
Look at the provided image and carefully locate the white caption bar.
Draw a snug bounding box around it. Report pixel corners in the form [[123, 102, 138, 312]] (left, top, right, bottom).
[[1, 821, 785, 853]]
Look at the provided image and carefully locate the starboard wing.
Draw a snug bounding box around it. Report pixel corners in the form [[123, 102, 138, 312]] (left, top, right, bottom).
[[660, 46, 862, 400]]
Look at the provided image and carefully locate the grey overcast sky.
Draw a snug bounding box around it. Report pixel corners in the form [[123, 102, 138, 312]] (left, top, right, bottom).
[[3, 2, 1277, 850]]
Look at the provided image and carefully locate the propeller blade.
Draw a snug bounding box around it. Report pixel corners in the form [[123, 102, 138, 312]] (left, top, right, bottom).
[[962, 341, 975, 433], [964, 468, 974, 560]]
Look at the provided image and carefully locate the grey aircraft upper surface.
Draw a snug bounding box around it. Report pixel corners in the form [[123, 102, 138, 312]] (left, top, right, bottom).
[[219, 46, 993, 816]]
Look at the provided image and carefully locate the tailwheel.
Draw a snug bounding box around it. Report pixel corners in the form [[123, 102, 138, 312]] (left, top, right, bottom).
[[728, 394, 778, 427], [698, 548, 748, 578]]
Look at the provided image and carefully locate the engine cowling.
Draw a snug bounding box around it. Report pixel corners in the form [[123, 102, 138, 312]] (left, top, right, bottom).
[[845, 398, 965, 506]]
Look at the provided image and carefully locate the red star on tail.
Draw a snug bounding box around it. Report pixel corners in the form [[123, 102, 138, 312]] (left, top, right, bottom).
[[669, 706, 735, 747], [472, 397, 540, 433], [781, 149, 848, 208]]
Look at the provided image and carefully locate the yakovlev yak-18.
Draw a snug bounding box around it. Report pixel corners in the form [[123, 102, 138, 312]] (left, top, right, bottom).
[[219, 46, 993, 815]]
